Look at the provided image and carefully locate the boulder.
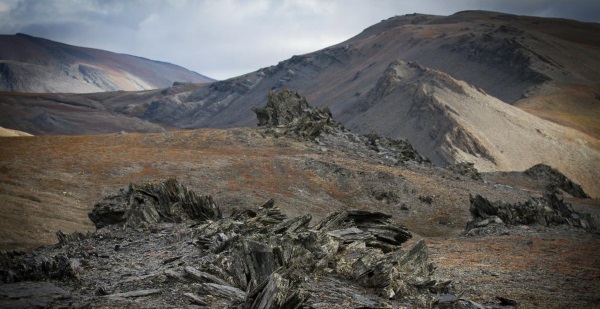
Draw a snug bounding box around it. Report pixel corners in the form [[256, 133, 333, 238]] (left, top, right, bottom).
[[466, 193, 597, 234], [88, 178, 222, 228], [253, 89, 342, 140], [364, 132, 428, 164], [447, 162, 481, 180]]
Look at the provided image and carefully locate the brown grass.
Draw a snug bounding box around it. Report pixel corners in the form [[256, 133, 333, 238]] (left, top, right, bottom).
[[515, 84, 600, 139], [1, 127, 599, 308]]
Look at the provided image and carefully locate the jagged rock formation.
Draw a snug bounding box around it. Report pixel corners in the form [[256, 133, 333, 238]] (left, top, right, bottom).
[[364, 132, 428, 164], [0, 33, 213, 93], [252, 89, 342, 140], [253, 89, 427, 165], [0, 180, 479, 308], [466, 194, 597, 236], [524, 164, 590, 198], [447, 162, 481, 180], [88, 178, 222, 228]]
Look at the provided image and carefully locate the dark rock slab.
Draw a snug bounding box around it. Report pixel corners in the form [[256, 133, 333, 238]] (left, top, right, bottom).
[[253, 89, 342, 140], [199, 283, 246, 302], [88, 178, 222, 228], [0, 281, 71, 309], [0, 251, 78, 283], [105, 289, 162, 299], [466, 193, 598, 234], [525, 164, 589, 198]]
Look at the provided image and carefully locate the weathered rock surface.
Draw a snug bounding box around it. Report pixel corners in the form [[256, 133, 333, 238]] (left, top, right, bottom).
[[254, 89, 427, 165], [0, 180, 468, 308], [253, 89, 343, 140], [0, 281, 72, 308], [466, 193, 597, 236], [524, 163, 590, 198], [447, 162, 481, 180], [88, 178, 222, 228]]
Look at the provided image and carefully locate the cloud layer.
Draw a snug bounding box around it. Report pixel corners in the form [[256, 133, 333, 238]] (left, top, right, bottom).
[[1, 0, 598, 79]]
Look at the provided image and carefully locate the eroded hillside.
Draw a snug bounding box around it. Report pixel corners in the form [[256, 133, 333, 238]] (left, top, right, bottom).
[[1, 91, 599, 308]]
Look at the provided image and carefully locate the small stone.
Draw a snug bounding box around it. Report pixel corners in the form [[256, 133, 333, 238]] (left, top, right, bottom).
[[183, 292, 208, 306], [497, 296, 518, 306]]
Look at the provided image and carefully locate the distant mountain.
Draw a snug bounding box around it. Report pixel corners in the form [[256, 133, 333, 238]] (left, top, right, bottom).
[[104, 10, 598, 136], [0, 33, 214, 93], [0, 125, 32, 137], [1, 11, 599, 196]]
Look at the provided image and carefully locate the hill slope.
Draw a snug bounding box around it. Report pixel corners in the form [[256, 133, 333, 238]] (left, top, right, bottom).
[[0, 33, 214, 93], [0, 121, 598, 308], [341, 60, 600, 197], [1, 11, 599, 195]]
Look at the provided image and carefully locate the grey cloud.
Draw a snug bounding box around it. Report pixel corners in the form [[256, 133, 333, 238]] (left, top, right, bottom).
[[1, 0, 598, 80]]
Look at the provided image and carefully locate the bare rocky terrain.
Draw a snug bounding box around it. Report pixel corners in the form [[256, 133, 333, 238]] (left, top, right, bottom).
[[1, 11, 599, 197], [0, 33, 214, 93], [1, 91, 599, 308], [1, 10, 599, 309]]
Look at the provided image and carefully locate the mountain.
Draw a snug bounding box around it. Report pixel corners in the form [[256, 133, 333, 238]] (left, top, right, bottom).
[[0, 33, 214, 93], [0, 96, 598, 307], [1, 11, 599, 195], [342, 60, 600, 197], [0, 11, 600, 196], [0, 125, 32, 137]]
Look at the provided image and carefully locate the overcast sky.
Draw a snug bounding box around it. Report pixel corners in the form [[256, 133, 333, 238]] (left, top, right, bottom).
[[1, 0, 598, 80]]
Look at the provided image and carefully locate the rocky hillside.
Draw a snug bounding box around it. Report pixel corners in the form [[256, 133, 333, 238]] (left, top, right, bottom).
[[0, 33, 214, 93], [1, 11, 599, 196], [341, 60, 600, 197], [1, 93, 598, 308]]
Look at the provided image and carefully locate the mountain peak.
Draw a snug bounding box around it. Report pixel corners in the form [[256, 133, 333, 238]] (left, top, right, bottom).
[[0, 34, 214, 93]]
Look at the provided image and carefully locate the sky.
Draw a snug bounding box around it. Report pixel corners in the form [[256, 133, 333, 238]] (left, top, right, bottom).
[[0, 0, 599, 80]]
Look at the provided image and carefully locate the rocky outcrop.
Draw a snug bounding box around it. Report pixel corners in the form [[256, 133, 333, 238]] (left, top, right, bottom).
[[524, 164, 589, 198], [447, 162, 481, 180], [466, 194, 597, 236], [88, 178, 222, 228], [0, 180, 466, 308], [254, 89, 427, 165], [253, 89, 342, 140], [364, 132, 428, 164]]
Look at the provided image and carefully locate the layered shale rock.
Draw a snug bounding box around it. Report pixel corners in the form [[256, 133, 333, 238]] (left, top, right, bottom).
[[88, 178, 222, 228], [0, 180, 476, 308], [254, 89, 427, 165], [524, 164, 590, 198], [253, 89, 342, 140], [466, 194, 597, 236]]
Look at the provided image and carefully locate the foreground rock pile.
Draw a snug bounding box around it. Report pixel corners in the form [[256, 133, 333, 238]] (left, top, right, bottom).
[[0, 179, 480, 308], [466, 193, 598, 236]]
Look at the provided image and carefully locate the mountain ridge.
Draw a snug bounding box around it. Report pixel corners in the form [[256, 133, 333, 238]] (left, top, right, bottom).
[[1, 11, 599, 196], [0, 33, 214, 93]]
